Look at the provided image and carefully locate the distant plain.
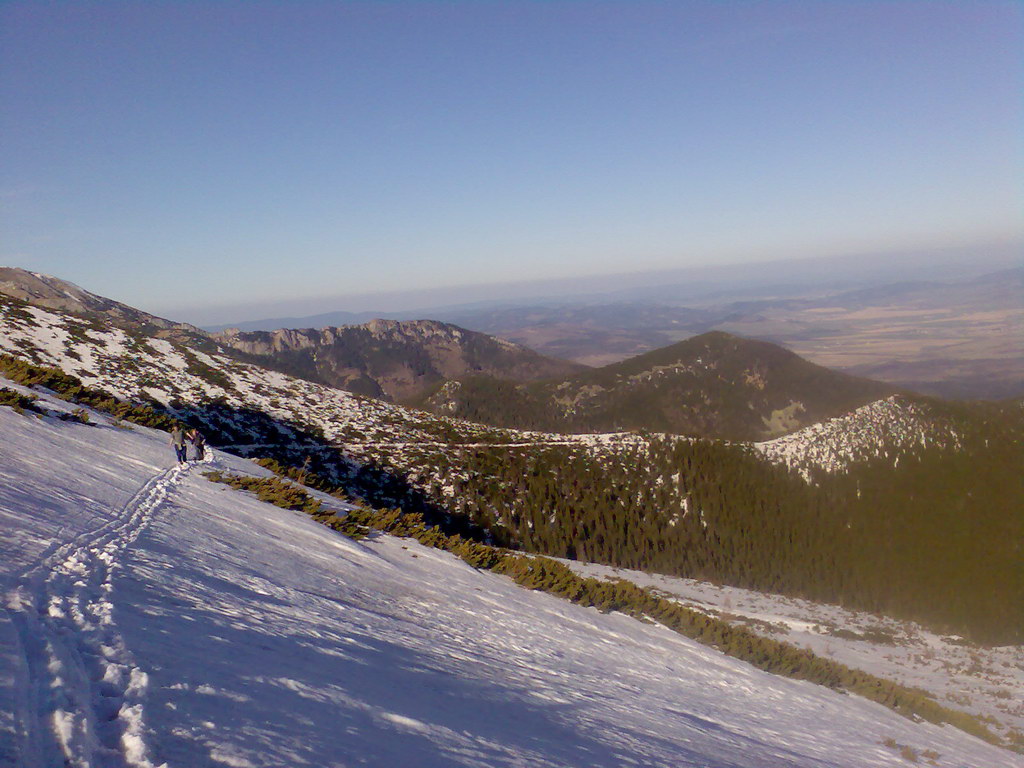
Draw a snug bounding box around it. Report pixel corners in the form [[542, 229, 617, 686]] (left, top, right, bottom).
[[446, 269, 1024, 400], [211, 255, 1023, 401]]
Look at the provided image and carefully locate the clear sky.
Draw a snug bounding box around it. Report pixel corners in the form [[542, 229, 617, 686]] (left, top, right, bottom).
[[1, 1, 1021, 322]]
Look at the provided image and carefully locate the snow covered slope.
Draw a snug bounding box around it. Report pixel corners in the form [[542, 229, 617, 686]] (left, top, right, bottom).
[[1, 383, 1019, 767], [0, 299, 481, 445], [753, 396, 963, 477], [568, 561, 1024, 745]]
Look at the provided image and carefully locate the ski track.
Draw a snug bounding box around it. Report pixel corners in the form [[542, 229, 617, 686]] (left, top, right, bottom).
[[5, 463, 191, 768]]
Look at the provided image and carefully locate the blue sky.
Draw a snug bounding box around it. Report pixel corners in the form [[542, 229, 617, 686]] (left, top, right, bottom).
[[1, 1, 1020, 322]]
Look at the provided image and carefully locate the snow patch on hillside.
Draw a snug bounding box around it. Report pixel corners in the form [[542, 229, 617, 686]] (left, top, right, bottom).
[[0, 300, 647, 457], [754, 396, 958, 476], [0, 300, 495, 446]]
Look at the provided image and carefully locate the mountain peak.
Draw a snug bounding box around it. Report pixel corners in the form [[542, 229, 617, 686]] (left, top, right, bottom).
[[0, 267, 116, 315], [0, 266, 205, 340], [424, 330, 897, 439]]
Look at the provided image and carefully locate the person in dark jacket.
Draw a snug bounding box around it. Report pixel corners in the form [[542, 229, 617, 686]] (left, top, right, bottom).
[[170, 426, 187, 464], [187, 428, 207, 462]]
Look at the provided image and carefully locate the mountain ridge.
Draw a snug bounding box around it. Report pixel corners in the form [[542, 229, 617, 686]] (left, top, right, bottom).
[[0, 266, 210, 346], [0, 268, 588, 406], [2, 268, 896, 437], [212, 318, 587, 403], [423, 330, 897, 440]]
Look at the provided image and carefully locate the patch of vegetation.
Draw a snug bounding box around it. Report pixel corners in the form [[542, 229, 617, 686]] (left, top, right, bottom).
[[728, 614, 787, 635], [251, 457, 340, 496], [942, 635, 973, 647], [180, 349, 237, 393], [203, 471, 323, 514], [882, 739, 934, 764], [64, 319, 103, 345], [0, 386, 46, 416], [11, 337, 43, 363], [0, 353, 180, 431], [0, 295, 41, 326], [59, 408, 91, 425], [829, 626, 900, 645]]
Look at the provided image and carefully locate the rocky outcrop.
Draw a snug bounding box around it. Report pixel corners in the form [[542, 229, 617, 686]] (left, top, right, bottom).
[[214, 319, 587, 403]]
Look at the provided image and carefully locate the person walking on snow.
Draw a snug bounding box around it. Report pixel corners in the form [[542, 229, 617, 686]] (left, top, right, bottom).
[[187, 428, 207, 462], [170, 425, 187, 464]]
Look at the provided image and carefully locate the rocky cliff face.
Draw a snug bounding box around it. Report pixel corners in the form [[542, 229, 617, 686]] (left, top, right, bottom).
[[215, 319, 499, 355], [214, 319, 587, 402]]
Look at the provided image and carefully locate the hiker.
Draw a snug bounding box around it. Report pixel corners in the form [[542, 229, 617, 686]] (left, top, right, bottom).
[[170, 425, 188, 464], [187, 428, 207, 462]]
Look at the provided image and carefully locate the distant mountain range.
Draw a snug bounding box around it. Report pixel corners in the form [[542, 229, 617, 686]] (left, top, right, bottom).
[[201, 265, 1023, 400], [213, 320, 586, 403], [0, 266, 988, 439], [420, 331, 895, 440], [0, 267, 895, 437]]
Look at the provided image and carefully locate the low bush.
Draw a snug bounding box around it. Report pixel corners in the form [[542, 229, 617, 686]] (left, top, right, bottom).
[[0, 386, 45, 416], [203, 471, 322, 515], [61, 407, 91, 425], [0, 353, 180, 431]]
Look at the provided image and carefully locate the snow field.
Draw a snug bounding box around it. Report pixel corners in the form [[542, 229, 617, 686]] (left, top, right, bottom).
[[1, 383, 1020, 766], [567, 562, 1024, 744], [0, 389, 193, 767]]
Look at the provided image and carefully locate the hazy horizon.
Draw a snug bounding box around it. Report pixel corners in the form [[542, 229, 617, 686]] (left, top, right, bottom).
[[2, 1, 1020, 324], [161, 240, 1020, 328]]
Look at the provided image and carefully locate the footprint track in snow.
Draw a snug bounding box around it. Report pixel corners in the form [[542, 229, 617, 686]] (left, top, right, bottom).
[[5, 462, 191, 768]]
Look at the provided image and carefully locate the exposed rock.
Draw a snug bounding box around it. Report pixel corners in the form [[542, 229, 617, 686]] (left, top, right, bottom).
[[213, 319, 586, 403]]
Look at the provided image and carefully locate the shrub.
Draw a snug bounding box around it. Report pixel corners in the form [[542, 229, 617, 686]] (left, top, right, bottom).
[[0, 387, 44, 416], [64, 408, 90, 424], [0, 353, 179, 431], [181, 350, 236, 393], [203, 471, 322, 515]]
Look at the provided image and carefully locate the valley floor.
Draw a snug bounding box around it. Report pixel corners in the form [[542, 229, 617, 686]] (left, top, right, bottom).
[[0, 382, 1019, 767]]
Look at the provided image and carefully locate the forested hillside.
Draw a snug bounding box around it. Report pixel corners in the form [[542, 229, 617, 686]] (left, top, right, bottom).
[[421, 331, 895, 440], [339, 402, 1022, 645]]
